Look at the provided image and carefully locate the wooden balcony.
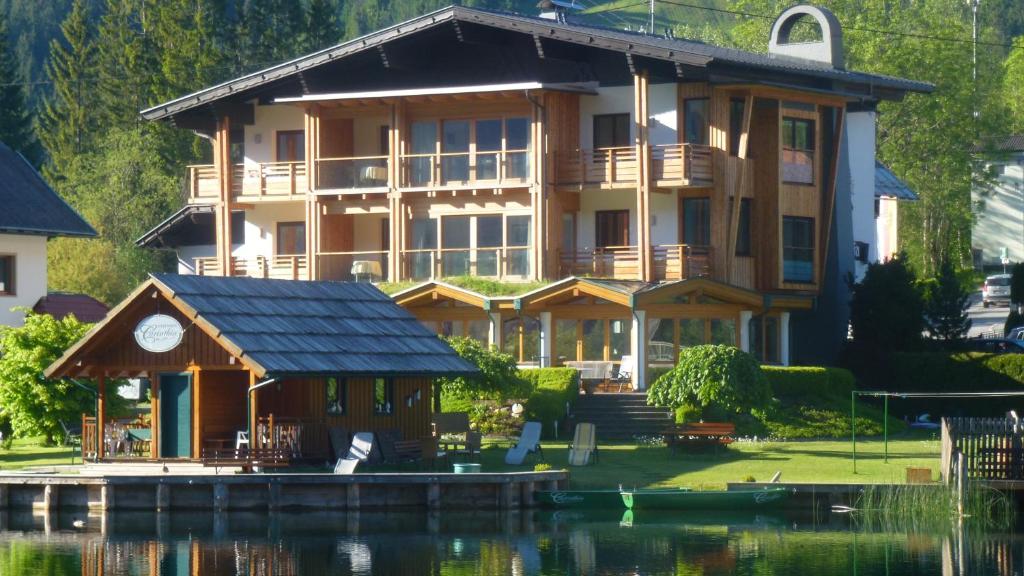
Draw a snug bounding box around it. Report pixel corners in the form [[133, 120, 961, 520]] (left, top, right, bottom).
[[187, 162, 308, 202], [553, 144, 713, 189], [558, 244, 712, 281], [398, 150, 530, 191], [315, 156, 389, 193], [194, 255, 309, 280], [401, 247, 532, 281]]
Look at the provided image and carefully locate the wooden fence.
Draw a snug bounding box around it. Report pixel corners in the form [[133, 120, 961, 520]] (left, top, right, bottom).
[[941, 416, 1024, 482]]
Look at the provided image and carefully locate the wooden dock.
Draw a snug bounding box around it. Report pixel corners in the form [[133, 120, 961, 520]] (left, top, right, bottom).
[[0, 470, 568, 512]]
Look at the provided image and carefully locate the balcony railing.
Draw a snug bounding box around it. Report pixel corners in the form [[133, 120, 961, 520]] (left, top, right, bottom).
[[187, 162, 307, 201], [399, 150, 530, 190], [558, 244, 713, 280], [194, 255, 309, 280], [318, 251, 389, 281], [316, 156, 389, 192], [554, 144, 714, 188], [402, 247, 531, 281]]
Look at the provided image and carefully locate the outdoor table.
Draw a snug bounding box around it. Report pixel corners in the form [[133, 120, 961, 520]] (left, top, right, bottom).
[[125, 428, 152, 456]]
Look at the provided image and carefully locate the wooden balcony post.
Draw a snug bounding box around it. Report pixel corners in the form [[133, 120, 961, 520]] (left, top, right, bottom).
[[388, 101, 404, 282], [634, 72, 653, 281], [150, 374, 159, 458], [97, 374, 105, 460], [214, 116, 235, 276], [529, 93, 546, 281]]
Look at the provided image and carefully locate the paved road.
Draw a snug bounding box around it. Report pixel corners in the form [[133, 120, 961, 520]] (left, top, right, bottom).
[[967, 291, 1010, 338]]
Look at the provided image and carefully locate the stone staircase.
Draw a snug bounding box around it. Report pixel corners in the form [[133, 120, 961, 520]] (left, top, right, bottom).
[[570, 392, 673, 441]]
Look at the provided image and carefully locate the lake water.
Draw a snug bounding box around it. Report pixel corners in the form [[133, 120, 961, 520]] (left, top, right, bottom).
[[0, 509, 1014, 575]]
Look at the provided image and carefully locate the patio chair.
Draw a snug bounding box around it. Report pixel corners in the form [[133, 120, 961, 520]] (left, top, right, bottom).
[[504, 421, 543, 465], [347, 432, 375, 462], [567, 422, 598, 466], [453, 431, 482, 462], [420, 437, 448, 470], [610, 355, 633, 392], [60, 420, 82, 464], [333, 457, 359, 474]]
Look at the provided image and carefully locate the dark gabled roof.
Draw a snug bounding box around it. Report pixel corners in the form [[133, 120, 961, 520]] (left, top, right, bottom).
[[141, 5, 932, 122], [973, 135, 1024, 153], [874, 161, 918, 201], [150, 274, 478, 377], [0, 142, 95, 238], [135, 204, 244, 248], [33, 293, 109, 323]]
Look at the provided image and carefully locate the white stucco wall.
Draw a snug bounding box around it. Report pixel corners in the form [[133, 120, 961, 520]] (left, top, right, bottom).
[[0, 233, 48, 326], [236, 202, 307, 258], [650, 191, 678, 246], [244, 104, 305, 165], [648, 83, 678, 146], [973, 157, 1024, 265], [578, 193, 636, 249], [846, 110, 876, 281], [579, 86, 633, 148], [176, 244, 216, 275]]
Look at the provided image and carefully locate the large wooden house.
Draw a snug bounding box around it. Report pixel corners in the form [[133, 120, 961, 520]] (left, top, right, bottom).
[[138, 4, 931, 386]]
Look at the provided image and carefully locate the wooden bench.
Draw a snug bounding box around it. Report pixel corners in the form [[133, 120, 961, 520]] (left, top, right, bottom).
[[201, 447, 291, 473], [662, 422, 735, 453], [392, 440, 423, 465]]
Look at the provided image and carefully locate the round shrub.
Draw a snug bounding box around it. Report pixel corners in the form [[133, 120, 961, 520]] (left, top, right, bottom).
[[647, 344, 770, 415]]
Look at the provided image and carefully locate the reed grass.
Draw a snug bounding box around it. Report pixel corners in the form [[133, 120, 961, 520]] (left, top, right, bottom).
[[853, 484, 1015, 532]]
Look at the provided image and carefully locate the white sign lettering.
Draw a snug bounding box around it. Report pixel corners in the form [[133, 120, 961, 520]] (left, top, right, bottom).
[[134, 314, 184, 353]]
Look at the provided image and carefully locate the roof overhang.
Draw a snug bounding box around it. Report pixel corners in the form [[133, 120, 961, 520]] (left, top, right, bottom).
[[391, 281, 492, 310], [516, 277, 635, 311], [275, 81, 598, 104]]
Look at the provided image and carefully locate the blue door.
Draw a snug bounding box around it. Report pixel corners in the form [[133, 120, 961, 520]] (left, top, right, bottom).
[[160, 373, 192, 458]]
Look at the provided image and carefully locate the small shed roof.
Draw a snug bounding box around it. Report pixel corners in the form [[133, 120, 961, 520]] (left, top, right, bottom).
[[33, 293, 109, 323], [0, 141, 95, 238], [46, 274, 478, 379], [874, 161, 918, 201]]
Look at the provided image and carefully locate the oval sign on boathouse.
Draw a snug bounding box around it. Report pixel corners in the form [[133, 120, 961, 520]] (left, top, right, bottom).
[[134, 314, 184, 353]]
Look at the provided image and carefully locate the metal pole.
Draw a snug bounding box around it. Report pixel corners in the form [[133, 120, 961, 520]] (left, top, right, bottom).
[[884, 394, 889, 463], [852, 390, 857, 473]]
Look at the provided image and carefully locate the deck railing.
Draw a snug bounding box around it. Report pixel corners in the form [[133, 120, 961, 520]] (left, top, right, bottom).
[[653, 244, 713, 281], [316, 156, 389, 191], [651, 143, 713, 184], [554, 144, 713, 187], [187, 162, 307, 201], [399, 149, 530, 189], [81, 415, 152, 460], [558, 244, 713, 280], [401, 247, 531, 281], [194, 255, 308, 280], [318, 250, 388, 281], [254, 416, 329, 459]]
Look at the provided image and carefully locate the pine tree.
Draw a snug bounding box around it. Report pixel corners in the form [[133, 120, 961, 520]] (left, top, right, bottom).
[[95, 0, 157, 127], [240, 0, 306, 69], [0, 12, 39, 165], [38, 0, 96, 181], [149, 0, 229, 102], [924, 259, 971, 342], [304, 0, 339, 53]]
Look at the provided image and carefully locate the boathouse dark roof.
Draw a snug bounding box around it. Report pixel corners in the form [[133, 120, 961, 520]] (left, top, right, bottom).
[[46, 274, 478, 379], [0, 141, 95, 238]]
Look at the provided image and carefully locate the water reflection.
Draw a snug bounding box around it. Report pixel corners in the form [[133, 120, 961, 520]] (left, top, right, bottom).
[[0, 509, 1017, 575]]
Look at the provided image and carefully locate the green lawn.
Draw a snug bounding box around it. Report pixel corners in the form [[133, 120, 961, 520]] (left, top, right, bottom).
[[476, 434, 942, 489], [0, 436, 77, 470]]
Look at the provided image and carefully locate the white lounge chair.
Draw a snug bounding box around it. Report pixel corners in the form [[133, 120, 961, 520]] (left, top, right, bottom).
[[334, 457, 359, 474], [611, 355, 633, 392], [348, 432, 374, 462], [504, 421, 543, 465]]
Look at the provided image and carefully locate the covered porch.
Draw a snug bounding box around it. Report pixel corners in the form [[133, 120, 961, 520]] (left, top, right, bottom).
[[45, 274, 475, 464]]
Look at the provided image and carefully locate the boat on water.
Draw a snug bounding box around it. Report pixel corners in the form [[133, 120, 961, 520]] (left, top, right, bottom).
[[621, 487, 791, 510], [535, 488, 690, 509]]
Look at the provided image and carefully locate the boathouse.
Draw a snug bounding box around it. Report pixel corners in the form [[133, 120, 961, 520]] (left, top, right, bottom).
[[44, 273, 477, 462]]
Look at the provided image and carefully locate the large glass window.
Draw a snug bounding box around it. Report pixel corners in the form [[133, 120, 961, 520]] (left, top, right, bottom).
[[749, 316, 781, 364], [782, 117, 815, 184], [595, 210, 629, 248], [409, 217, 437, 279], [475, 119, 502, 180], [679, 318, 704, 348], [467, 319, 490, 345], [710, 319, 736, 346], [503, 316, 540, 364], [582, 319, 605, 361], [476, 215, 502, 276], [506, 118, 530, 179], [593, 113, 630, 148], [276, 222, 305, 255], [442, 215, 471, 276], [609, 319, 630, 360], [276, 130, 305, 162], [409, 121, 437, 186], [0, 255, 13, 296], [326, 377, 346, 416], [442, 120, 470, 183], [683, 99, 709, 145], [681, 198, 710, 247], [506, 215, 531, 277], [783, 217, 815, 283], [555, 319, 578, 363]]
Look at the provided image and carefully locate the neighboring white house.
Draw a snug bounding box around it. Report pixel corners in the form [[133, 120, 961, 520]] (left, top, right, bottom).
[[0, 141, 96, 326], [972, 136, 1024, 269]]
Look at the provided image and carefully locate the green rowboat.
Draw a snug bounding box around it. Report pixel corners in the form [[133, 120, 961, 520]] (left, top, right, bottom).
[[621, 487, 791, 510], [535, 488, 691, 509]]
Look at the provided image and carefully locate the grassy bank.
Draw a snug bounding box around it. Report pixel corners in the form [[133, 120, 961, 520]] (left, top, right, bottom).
[[478, 434, 941, 489], [0, 437, 76, 470]]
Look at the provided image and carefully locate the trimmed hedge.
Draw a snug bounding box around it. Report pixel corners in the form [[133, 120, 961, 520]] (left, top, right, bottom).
[[440, 367, 579, 439], [885, 352, 1024, 417], [520, 368, 579, 438], [763, 366, 856, 398]]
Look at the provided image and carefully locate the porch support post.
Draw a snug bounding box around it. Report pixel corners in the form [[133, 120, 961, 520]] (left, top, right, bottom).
[[192, 368, 202, 459], [487, 311, 502, 350], [780, 312, 791, 366], [97, 374, 106, 460], [248, 371, 259, 447], [538, 312, 553, 368], [214, 116, 234, 276], [305, 106, 320, 280], [388, 101, 405, 282], [634, 72, 653, 282], [739, 310, 753, 353], [529, 92, 546, 281], [150, 373, 159, 458], [631, 310, 646, 390]]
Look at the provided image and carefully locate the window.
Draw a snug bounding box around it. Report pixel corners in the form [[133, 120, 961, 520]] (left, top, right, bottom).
[[476, 215, 502, 276], [379, 125, 390, 155], [782, 117, 815, 184], [561, 213, 577, 255], [409, 217, 437, 279], [683, 98, 709, 145], [0, 255, 13, 295], [783, 217, 815, 283], [681, 198, 710, 247], [735, 199, 752, 256], [326, 377, 347, 415], [442, 120, 471, 183], [728, 98, 745, 156], [503, 316, 540, 364], [230, 127, 245, 165], [748, 316, 780, 364], [373, 378, 394, 415], [593, 113, 630, 148], [476, 119, 502, 180], [409, 121, 437, 186], [710, 319, 736, 346], [595, 210, 629, 248], [442, 215, 471, 276], [506, 215, 531, 277], [276, 222, 306, 255], [505, 118, 530, 179], [275, 130, 305, 162]]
